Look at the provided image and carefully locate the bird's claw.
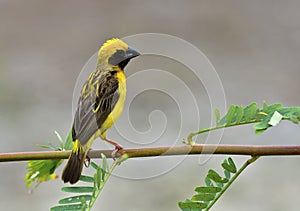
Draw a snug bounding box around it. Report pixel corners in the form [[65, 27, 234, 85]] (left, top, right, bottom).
[[111, 145, 123, 161], [84, 156, 91, 167]]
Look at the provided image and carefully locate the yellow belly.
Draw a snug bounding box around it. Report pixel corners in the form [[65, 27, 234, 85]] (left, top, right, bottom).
[[101, 71, 126, 132]]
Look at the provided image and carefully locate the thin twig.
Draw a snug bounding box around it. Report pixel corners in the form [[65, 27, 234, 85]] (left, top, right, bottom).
[[1, 145, 300, 162]]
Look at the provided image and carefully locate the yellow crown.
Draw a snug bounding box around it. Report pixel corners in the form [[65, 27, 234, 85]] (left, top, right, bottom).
[[99, 38, 120, 52]]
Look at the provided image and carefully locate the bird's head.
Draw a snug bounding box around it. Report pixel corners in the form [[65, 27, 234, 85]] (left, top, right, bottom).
[[97, 38, 140, 70]]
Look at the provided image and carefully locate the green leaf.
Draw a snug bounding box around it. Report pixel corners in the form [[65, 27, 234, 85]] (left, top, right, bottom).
[[221, 157, 236, 173], [225, 105, 236, 125], [194, 186, 222, 193], [79, 175, 94, 183], [255, 129, 267, 135], [178, 201, 207, 210], [253, 119, 270, 133], [204, 177, 213, 187], [268, 111, 283, 126], [61, 186, 94, 193], [54, 131, 64, 147], [101, 154, 108, 180], [224, 169, 231, 179], [50, 204, 84, 211], [58, 195, 92, 204], [90, 162, 98, 170], [221, 160, 231, 172], [228, 158, 237, 172], [35, 144, 54, 149], [191, 193, 215, 201], [214, 108, 221, 126], [235, 106, 244, 124], [243, 103, 258, 122], [24, 159, 62, 188], [217, 182, 224, 188], [262, 103, 282, 113], [63, 130, 73, 150], [262, 101, 268, 111], [94, 165, 101, 189], [207, 169, 228, 184], [25, 131, 73, 189], [288, 115, 299, 124], [101, 153, 108, 171]]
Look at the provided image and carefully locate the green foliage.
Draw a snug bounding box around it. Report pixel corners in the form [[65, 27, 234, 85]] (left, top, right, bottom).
[[24, 131, 72, 189], [253, 103, 300, 134], [183, 102, 293, 210], [178, 157, 238, 211], [63, 130, 73, 151], [189, 102, 300, 143], [50, 154, 127, 211], [24, 159, 62, 189], [51, 155, 109, 211], [216, 102, 300, 134]]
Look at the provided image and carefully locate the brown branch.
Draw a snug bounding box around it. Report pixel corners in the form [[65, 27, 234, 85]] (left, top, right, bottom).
[[1, 145, 300, 162]]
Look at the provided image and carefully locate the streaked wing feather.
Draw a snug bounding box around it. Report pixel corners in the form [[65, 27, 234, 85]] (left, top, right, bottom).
[[72, 71, 119, 145]]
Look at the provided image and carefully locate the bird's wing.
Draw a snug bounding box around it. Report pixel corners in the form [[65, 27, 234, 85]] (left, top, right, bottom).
[[72, 71, 119, 145]]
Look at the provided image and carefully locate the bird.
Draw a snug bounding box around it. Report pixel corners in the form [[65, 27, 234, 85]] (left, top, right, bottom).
[[62, 38, 140, 184]]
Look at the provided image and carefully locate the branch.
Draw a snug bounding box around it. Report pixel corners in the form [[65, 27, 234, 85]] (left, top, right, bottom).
[[1, 145, 300, 162]]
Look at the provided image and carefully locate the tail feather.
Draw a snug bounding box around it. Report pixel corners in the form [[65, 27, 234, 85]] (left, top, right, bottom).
[[62, 150, 85, 184]]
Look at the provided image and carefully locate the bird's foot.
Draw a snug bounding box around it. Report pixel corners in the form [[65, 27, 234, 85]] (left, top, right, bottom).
[[84, 155, 90, 167], [101, 137, 124, 160], [112, 144, 124, 160]]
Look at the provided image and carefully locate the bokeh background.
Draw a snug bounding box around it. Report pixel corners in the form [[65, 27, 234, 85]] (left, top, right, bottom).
[[1, 1, 300, 210]]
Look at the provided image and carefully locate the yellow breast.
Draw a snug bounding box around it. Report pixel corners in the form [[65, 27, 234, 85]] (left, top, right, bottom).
[[102, 71, 126, 131]]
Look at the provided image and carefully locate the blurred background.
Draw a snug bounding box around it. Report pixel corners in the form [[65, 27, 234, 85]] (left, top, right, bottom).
[[1, 0, 300, 210]]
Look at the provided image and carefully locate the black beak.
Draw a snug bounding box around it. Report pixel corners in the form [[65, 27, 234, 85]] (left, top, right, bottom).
[[124, 46, 140, 60]]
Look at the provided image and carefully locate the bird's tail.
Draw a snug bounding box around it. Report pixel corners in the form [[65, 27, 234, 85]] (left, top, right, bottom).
[[62, 140, 86, 184]]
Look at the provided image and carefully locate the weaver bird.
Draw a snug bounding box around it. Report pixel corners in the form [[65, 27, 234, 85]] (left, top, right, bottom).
[[62, 38, 140, 184]]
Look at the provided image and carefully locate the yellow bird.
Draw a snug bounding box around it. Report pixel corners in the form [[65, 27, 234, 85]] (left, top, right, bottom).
[[62, 38, 140, 184]]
